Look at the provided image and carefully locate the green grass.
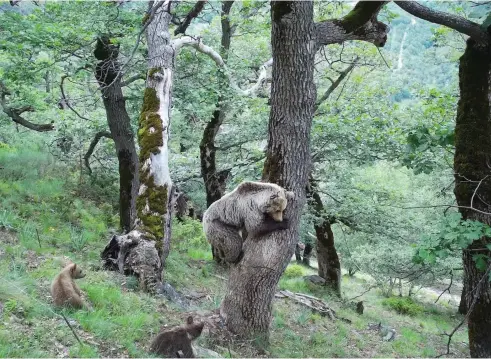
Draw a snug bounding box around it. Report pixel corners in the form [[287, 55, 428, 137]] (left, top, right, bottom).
[[382, 296, 424, 316], [0, 147, 471, 357]]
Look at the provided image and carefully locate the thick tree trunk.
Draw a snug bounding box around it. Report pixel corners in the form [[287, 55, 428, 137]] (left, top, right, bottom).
[[94, 36, 139, 233], [307, 176, 341, 295], [453, 37, 491, 358], [219, 1, 316, 341], [101, 2, 175, 292], [199, 1, 234, 264]]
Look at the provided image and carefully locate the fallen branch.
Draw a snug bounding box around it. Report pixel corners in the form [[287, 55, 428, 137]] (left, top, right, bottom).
[[275, 290, 337, 320], [60, 312, 82, 345]]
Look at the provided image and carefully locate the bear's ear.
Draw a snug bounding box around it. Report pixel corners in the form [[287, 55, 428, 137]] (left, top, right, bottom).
[[286, 191, 295, 201], [70, 264, 77, 274]]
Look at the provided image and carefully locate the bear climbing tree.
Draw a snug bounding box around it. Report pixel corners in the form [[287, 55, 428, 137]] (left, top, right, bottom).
[[217, 1, 389, 341]]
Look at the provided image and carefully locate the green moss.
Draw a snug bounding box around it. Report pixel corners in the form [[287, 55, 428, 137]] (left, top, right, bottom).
[[138, 88, 163, 164], [141, 13, 149, 25], [148, 67, 160, 78], [136, 169, 168, 249], [136, 85, 170, 250], [339, 2, 383, 33]]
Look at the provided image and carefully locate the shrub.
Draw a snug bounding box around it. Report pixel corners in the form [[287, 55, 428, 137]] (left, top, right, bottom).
[[172, 218, 208, 251], [382, 296, 424, 316], [283, 264, 307, 278]]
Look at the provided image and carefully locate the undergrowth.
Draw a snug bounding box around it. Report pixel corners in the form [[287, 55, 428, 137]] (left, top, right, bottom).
[[0, 147, 470, 358]]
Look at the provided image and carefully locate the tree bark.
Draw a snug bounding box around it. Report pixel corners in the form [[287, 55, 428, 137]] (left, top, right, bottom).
[[453, 36, 491, 358], [307, 176, 341, 295], [199, 1, 234, 263], [458, 281, 468, 315], [101, 1, 176, 292], [302, 242, 313, 266], [219, 1, 316, 341], [94, 36, 139, 233]]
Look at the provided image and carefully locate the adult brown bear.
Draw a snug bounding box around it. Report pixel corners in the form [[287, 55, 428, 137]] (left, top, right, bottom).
[[202, 181, 294, 263]]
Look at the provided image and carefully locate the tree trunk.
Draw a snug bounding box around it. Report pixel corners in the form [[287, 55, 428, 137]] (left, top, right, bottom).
[[307, 176, 341, 295], [219, 1, 316, 341], [101, 1, 176, 292], [199, 1, 234, 263], [94, 35, 139, 233], [295, 243, 302, 263], [302, 242, 313, 266], [453, 37, 491, 358], [458, 282, 468, 315]]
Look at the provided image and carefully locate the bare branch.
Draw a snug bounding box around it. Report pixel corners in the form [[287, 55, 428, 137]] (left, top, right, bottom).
[[84, 131, 112, 175], [172, 36, 272, 96], [121, 74, 146, 87], [0, 81, 54, 132], [437, 263, 491, 357], [347, 284, 378, 301], [216, 138, 253, 151], [315, 60, 357, 111], [174, 0, 208, 35], [59, 75, 93, 123], [434, 270, 453, 304], [395, 1, 488, 44]]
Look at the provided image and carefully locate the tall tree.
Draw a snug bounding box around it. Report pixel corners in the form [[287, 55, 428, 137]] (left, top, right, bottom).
[[93, 35, 140, 233], [395, 1, 490, 356], [453, 37, 491, 358], [102, 1, 177, 291], [218, 0, 389, 340], [200, 0, 234, 263], [100, 0, 221, 290], [309, 61, 356, 292]]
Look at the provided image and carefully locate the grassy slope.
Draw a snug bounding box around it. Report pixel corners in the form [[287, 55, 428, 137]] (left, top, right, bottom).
[[0, 147, 469, 358]]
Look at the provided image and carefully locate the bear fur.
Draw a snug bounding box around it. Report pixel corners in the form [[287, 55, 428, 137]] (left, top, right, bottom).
[[202, 181, 294, 263], [50, 262, 86, 309], [149, 316, 204, 358]]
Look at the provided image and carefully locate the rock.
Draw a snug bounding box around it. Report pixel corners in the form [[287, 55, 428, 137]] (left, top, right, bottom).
[[304, 275, 326, 285], [194, 345, 223, 358], [156, 282, 190, 309]]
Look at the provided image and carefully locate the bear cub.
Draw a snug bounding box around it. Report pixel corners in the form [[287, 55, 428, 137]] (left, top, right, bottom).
[[149, 316, 205, 358], [50, 261, 87, 309]]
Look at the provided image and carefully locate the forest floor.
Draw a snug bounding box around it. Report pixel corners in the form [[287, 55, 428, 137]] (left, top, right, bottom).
[[0, 148, 469, 358]]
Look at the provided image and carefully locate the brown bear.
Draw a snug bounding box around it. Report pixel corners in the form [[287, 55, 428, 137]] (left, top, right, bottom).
[[149, 316, 205, 358], [202, 181, 294, 263], [50, 261, 87, 309]]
